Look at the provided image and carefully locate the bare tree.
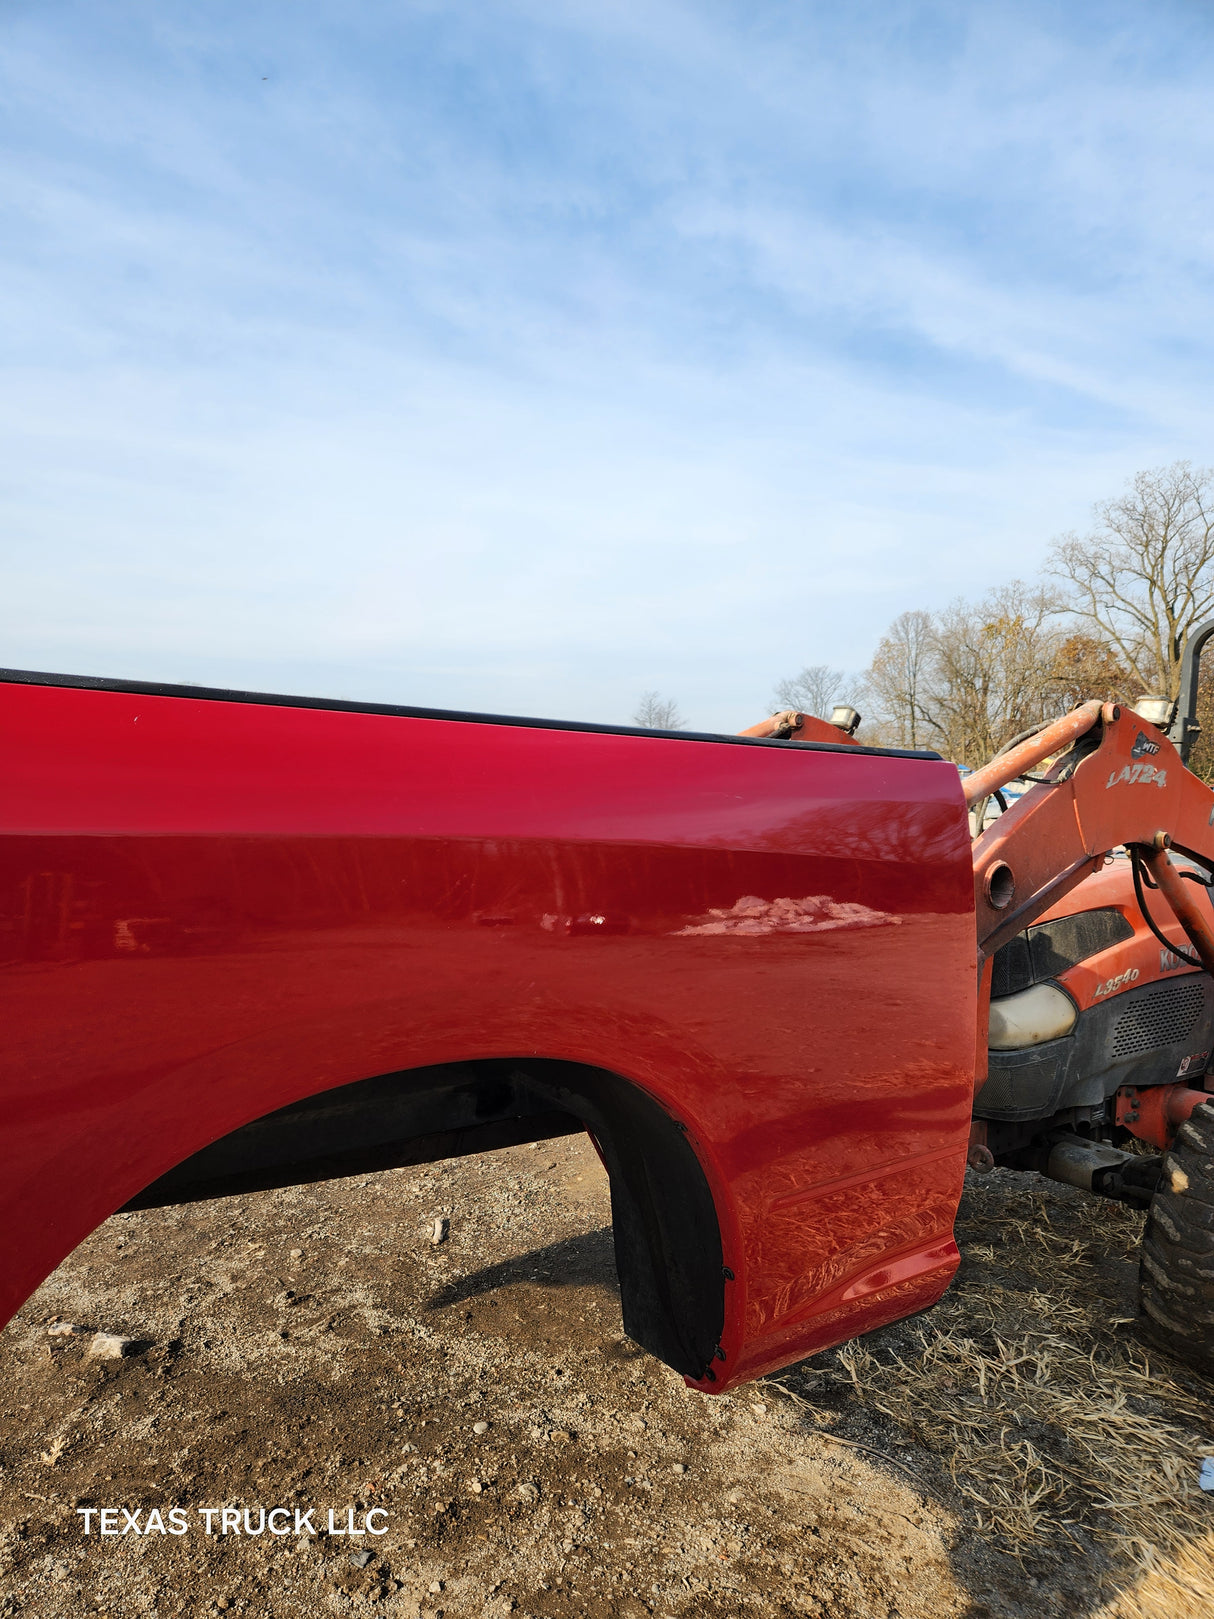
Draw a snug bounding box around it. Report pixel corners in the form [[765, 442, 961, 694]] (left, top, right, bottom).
[[633, 691, 685, 729], [863, 585, 1065, 766], [769, 663, 860, 720], [1188, 651, 1214, 783], [924, 583, 1062, 764], [865, 610, 934, 748], [1049, 461, 1214, 700]]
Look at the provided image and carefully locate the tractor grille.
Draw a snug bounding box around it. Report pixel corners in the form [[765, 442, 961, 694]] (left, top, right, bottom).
[[1110, 981, 1206, 1058], [977, 1055, 1062, 1121]]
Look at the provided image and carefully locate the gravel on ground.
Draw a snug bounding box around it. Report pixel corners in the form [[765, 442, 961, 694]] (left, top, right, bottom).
[[1, 1136, 1211, 1618]]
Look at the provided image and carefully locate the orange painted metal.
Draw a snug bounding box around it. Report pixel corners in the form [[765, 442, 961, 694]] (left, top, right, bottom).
[[1139, 845, 1214, 977], [972, 701, 1214, 1150], [1024, 858, 1197, 1015], [1001, 856, 1213, 1148], [962, 700, 1104, 808], [1115, 1083, 1212, 1151], [971, 705, 1214, 961], [738, 710, 859, 746]]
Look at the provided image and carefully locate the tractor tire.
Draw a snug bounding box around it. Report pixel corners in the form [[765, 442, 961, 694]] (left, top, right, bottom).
[[1140, 1099, 1214, 1369]]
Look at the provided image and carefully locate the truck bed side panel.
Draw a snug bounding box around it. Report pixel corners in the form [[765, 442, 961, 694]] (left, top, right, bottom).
[[0, 679, 976, 1386]]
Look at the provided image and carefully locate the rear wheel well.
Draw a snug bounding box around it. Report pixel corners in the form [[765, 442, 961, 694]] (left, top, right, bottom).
[[123, 1057, 725, 1380]]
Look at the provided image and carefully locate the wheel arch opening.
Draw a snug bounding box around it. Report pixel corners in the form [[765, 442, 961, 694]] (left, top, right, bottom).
[[123, 1057, 725, 1381]]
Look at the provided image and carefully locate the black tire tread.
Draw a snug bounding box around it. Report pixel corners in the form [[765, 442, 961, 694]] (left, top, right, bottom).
[[1177, 1106, 1214, 1154], [1142, 1228, 1214, 1284], [1140, 1099, 1214, 1367], [1160, 1148, 1214, 1207]]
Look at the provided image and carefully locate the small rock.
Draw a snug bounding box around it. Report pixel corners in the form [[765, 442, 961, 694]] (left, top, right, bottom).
[[671, 1462, 687, 1474], [87, 1332, 139, 1360], [515, 1482, 540, 1505], [429, 1218, 449, 1246], [47, 1322, 86, 1337], [472, 1421, 489, 1435], [550, 1429, 570, 1444], [289, 1248, 303, 1260], [349, 1550, 373, 1568], [428, 1580, 444, 1594], [750, 1402, 768, 1418], [468, 1478, 482, 1493]]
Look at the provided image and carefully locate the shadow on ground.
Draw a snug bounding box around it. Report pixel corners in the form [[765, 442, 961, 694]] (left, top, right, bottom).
[[425, 1228, 618, 1311]]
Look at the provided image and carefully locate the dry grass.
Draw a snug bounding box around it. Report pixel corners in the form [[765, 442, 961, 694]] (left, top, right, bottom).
[[1095, 1531, 1214, 1619], [828, 1306, 1210, 1555], [768, 1173, 1214, 1592]]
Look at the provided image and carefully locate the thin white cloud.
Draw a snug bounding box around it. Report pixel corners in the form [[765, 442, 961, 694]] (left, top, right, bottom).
[[1, 1, 1212, 730]]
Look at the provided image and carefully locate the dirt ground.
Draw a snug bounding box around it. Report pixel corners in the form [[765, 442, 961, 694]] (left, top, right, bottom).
[[1, 1137, 1212, 1619]]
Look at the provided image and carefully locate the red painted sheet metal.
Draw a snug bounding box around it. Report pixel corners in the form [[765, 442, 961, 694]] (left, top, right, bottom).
[[0, 679, 976, 1388]]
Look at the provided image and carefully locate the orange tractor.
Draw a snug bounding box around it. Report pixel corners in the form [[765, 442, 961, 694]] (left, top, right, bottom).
[[748, 624, 1214, 1369]]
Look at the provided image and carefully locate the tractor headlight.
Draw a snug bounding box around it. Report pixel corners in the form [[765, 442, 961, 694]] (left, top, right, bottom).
[[1131, 695, 1174, 728], [830, 704, 862, 736], [988, 982, 1077, 1050]]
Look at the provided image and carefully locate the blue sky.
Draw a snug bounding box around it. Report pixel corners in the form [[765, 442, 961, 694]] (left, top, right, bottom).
[[2, 1, 1213, 730]]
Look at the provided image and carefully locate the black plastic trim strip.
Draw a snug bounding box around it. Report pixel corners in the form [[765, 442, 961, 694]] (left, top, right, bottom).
[[0, 666, 941, 761], [121, 1110, 584, 1210]]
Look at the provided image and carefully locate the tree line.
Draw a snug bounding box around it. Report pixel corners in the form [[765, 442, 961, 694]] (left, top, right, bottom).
[[847, 462, 1214, 768], [630, 461, 1214, 776]]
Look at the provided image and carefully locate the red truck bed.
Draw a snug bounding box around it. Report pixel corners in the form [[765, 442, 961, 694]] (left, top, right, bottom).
[[0, 672, 976, 1389]]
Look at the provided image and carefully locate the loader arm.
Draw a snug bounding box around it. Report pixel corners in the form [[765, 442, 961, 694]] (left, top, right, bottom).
[[967, 701, 1214, 967]]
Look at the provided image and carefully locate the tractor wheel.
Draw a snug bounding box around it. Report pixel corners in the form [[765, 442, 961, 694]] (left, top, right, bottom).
[[1140, 1099, 1214, 1369]]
